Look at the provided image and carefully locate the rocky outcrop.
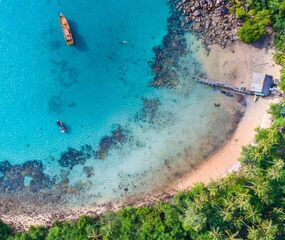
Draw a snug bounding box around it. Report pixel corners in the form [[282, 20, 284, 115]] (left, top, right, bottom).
[[177, 0, 241, 48], [150, 0, 242, 88], [150, 6, 188, 88]]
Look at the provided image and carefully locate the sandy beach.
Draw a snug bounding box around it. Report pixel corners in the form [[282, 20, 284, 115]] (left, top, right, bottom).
[[168, 39, 281, 191], [170, 96, 277, 191], [0, 40, 282, 231]]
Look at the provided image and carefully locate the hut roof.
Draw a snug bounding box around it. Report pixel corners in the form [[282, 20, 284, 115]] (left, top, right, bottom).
[[250, 73, 273, 96]]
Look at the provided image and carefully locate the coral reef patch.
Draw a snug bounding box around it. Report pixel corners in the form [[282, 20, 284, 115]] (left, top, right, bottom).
[[0, 160, 52, 193], [58, 145, 95, 169], [150, 2, 187, 88], [96, 126, 128, 160]]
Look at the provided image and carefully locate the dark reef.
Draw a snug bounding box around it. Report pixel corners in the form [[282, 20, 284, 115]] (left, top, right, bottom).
[[83, 166, 94, 178], [50, 59, 79, 88], [58, 145, 95, 169], [150, 1, 187, 88], [0, 160, 52, 193], [135, 98, 161, 124], [96, 126, 128, 160]]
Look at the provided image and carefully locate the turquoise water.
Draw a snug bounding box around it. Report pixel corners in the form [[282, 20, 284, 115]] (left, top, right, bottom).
[[0, 0, 243, 206], [0, 0, 168, 162]]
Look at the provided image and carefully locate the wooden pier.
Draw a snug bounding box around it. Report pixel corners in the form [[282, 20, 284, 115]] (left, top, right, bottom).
[[193, 76, 256, 96]]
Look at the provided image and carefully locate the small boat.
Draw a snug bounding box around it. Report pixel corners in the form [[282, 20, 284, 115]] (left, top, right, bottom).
[[220, 90, 233, 97], [60, 13, 74, 46], [56, 121, 66, 133], [214, 103, 221, 107]]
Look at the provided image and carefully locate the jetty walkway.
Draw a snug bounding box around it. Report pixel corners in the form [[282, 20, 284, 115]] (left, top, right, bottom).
[[193, 76, 256, 96]]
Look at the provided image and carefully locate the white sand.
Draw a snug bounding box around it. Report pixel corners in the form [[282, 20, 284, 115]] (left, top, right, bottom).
[[197, 41, 280, 88]]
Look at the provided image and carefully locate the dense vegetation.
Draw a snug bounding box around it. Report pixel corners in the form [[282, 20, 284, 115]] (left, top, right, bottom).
[[0, 101, 284, 239], [232, 0, 285, 90]]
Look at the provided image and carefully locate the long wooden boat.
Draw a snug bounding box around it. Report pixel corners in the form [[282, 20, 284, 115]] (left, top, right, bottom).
[[60, 14, 74, 46]]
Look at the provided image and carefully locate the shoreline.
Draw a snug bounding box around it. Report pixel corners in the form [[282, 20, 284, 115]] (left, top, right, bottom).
[[166, 39, 281, 190], [1, 40, 281, 231], [152, 38, 282, 198], [168, 96, 278, 192]]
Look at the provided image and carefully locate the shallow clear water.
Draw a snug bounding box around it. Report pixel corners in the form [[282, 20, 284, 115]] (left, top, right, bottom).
[[0, 0, 243, 206]]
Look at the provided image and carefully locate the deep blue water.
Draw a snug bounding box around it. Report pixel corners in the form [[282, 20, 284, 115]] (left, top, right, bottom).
[[0, 0, 242, 205]]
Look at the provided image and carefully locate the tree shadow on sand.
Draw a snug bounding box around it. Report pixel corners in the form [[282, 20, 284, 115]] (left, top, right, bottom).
[[69, 20, 89, 52], [252, 35, 272, 49]]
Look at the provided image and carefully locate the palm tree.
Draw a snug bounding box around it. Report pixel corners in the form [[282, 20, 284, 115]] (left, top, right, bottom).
[[219, 196, 237, 222], [243, 164, 263, 178], [233, 217, 244, 229], [233, 191, 250, 211], [245, 205, 262, 224], [220, 207, 234, 222], [257, 220, 278, 239], [223, 196, 236, 210], [208, 227, 224, 240], [87, 229, 101, 240], [249, 178, 270, 204], [256, 128, 279, 154], [208, 182, 219, 198], [249, 147, 264, 163], [99, 214, 116, 239], [183, 203, 206, 232], [193, 192, 209, 210], [267, 159, 284, 180], [272, 207, 285, 222], [224, 229, 242, 240], [247, 225, 261, 240]]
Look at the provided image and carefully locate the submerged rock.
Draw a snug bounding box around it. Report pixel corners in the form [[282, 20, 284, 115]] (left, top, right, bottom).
[[96, 126, 127, 160], [150, 12, 186, 88], [135, 98, 161, 123], [58, 145, 95, 169], [0, 160, 52, 193], [83, 166, 94, 178]]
